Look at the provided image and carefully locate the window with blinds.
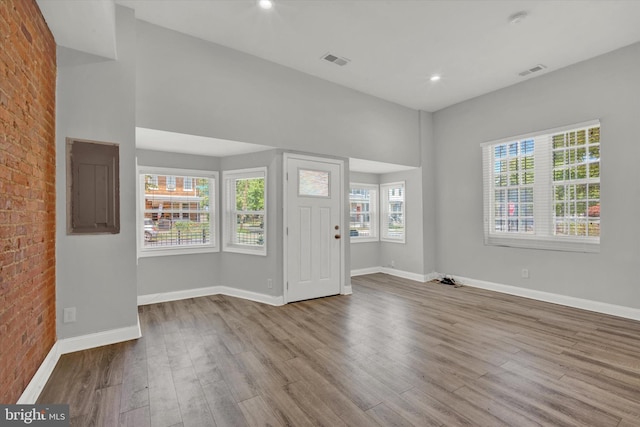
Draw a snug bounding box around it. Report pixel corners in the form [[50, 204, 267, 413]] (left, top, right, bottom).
[[481, 120, 600, 252], [349, 184, 378, 242]]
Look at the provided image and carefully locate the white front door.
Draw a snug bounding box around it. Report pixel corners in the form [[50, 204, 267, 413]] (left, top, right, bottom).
[[285, 155, 343, 303]]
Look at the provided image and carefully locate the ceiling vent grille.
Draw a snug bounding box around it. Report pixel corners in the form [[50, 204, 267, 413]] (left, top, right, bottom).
[[519, 64, 547, 77], [321, 53, 350, 67]]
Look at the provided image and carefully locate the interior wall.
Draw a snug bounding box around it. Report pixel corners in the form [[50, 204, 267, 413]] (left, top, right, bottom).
[[349, 172, 380, 271], [380, 168, 425, 276], [0, 0, 56, 403], [433, 42, 640, 308], [218, 150, 283, 297], [136, 149, 221, 296], [135, 20, 421, 167], [55, 6, 138, 339], [420, 111, 437, 274]]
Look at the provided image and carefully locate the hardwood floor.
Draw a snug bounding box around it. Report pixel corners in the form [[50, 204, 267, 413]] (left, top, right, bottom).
[[37, 273, 640, 426]]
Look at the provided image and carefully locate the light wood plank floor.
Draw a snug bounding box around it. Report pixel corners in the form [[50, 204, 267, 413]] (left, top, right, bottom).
[[38, 273, 640, 426]]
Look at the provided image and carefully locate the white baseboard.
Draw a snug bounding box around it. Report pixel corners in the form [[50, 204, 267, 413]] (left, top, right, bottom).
[[57, 317, 142, 355], [18, 315, 142, 404], [351, 267, 382, 277], [453, 274, 640, 321], [218, 286, 285, 306], [351, 266, 433, 283], [138, 285, 284, 307], [342, 285, 353, 295], [17, 342, 61, 404]]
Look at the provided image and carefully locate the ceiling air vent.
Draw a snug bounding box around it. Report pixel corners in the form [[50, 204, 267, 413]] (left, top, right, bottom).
[[321, 52, 350, 67], [519, 64, 547, 77]]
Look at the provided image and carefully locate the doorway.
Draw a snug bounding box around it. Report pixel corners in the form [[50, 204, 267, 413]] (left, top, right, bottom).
[[283, 154, 345, 303]]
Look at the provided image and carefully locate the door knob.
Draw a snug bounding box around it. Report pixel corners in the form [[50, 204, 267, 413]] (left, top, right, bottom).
[[335, 234, 341, 239]]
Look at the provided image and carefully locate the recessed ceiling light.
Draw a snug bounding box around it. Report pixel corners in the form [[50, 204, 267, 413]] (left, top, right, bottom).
[[259, 0, 273, 10], [508, 11, 528, 24], [430, 75, 441, 82]]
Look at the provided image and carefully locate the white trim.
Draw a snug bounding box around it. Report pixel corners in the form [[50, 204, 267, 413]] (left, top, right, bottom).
[[380, 181, 406, 244], [18, 316, 142, 404], [351, 267, 383, 277], [222, 167, 267, 256], [283, 153, 345, 304], [480, 119, 601, 148], [219, 286, 285, 306], [350, 266, 435, 283], [137, 166, 219, 259], [342, 285, 353, 295], [452, 274, 640, 321], [57, 318, 142, 355], [349, 182, 379, 242], [380, 267, 430, 282], [17, 342, 61, 404], [138, 285, 285, 307]]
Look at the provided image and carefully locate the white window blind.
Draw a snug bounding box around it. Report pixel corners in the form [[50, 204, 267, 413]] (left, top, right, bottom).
[[349, 183, 378, 242], [481, 120, 600, 252]]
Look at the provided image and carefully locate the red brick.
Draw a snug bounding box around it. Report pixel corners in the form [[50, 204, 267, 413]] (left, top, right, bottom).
[[0, 0, 55, 404]]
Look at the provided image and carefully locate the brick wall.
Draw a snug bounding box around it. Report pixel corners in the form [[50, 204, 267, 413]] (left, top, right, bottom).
[[0, 0, 56, 403]]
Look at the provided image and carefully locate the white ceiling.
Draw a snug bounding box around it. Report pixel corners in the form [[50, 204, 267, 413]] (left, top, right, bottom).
[[37, 0, 640, 173], [37, 0, 117, 59], [349, 158, 416, 175], [137, 128, 410, 173], [136, 128, 273, 157], [116, 0, 640, 112]]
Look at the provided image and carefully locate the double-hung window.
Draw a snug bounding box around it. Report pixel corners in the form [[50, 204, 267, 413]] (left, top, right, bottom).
[[380, 181, 405, 243], [139, 168, 218, 256], [349, 184, 378, 242], [166, 175, 176, 191], [223, 168, 267, 255], [482, 120, 600, 252], [183, 177, 193, 191]]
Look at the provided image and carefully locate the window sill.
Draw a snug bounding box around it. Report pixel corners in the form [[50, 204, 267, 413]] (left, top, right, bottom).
[[381, 238, 406, 244], [485, 235, 600, 253], [351, 237, 379, 244], [223, 245, 267, 256], [138, 245, 219, 258]]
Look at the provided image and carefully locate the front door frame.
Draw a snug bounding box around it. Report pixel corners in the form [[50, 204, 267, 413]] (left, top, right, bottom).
[[282, 153, 345, 304]]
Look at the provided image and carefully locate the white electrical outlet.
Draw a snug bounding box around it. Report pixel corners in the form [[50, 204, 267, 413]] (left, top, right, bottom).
[[267, 279, 273, 289], [522, 268, 529, 279], [63, 307, 76, 323], [391, 260, 395, 268]]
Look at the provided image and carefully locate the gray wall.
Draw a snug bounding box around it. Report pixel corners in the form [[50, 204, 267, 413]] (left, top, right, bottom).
[[135, 20, 420, 167], [380, 168, 424, 275], [136, 149, 283, 297], [136, 149, 352, 299], [56, 6, 138, 338], [219, 150, 283, 296], [349, 169, 426, 277], [433, 42, 640, 308], [349, 172, 380, 271], [136, 150, 221, 296], [420, 111, 437, 274]]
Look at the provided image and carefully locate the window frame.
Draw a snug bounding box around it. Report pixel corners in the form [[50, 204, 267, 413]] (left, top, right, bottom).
[[183, 176, 193, 191], [222, 167, 268, 256], [166, 175, 176, 191], [482, 120, 600, 253], [380, 181, 406, 244], [349, 183, 379, 243], [137, 166, 218, 258]]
